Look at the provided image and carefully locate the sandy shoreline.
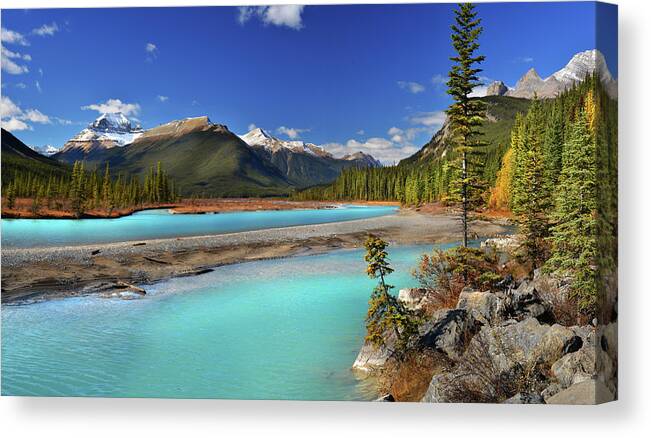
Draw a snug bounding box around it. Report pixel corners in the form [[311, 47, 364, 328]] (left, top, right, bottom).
[[1, 210, 512, 304]]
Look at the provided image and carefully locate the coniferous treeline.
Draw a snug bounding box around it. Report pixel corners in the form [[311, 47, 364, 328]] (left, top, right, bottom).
[[496, 74, 617, 317], [292, 162, 454, 205], [2, 160, 179, 216]]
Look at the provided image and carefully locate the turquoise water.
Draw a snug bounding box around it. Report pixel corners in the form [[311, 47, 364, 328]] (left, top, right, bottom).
[[0, 205, 397, 248], [1, 243, 459, 400]]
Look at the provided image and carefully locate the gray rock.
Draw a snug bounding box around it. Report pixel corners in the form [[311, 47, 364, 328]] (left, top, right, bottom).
[[541, 382, 564, 401], [600, 321, 618, 361], [503, 393, 545, 404], [418, 309, 478, 361], [551, 347, 595, 388], [421, 374, 450, 403], [352, 335, 396, 373], [480, 235, 519, 252], [472, 318, 575, 374], [397, 288, 428, 311], [546, 379, 615, 405], [457, 290, 504, 325], [505, 279, 552, 322]]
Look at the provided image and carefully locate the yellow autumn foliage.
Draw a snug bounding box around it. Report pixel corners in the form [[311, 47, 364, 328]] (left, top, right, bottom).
[[488, 147, 513, 210]]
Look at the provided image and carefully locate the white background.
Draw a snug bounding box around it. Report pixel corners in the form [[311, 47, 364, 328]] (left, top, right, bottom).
[[1, 0, 649, 436]]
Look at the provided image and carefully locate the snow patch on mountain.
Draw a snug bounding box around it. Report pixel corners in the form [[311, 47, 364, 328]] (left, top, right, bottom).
[[60, 112, 144, 153], [31, 144, 60, 156], [239, 128, 333, 158], [503, 49, 617, 99]]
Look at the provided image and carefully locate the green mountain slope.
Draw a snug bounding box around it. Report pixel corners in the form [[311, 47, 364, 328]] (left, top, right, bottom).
[[1, 128, 70, 180], [54, 118, 293, 197], [400, 95, 531, 183]]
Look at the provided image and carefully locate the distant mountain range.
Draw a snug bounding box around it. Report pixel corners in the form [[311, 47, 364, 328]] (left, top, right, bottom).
[[486, 49, 617, 99], [239, 127, 380, 187], [405, 49, 616, 168], [48, 115, 380, 197]]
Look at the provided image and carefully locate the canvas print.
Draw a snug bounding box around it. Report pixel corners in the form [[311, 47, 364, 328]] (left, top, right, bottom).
[[0, 2, 617, 404]]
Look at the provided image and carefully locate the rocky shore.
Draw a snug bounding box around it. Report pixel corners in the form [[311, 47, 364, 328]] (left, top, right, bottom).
[[353, 237, 618, 405], [1, 210, 510, 304]]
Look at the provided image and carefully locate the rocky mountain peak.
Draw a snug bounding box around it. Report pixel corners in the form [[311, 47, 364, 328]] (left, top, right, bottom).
[[504, 49, 617, 99], [90, 112, 142, 134], [486, 80, 508, 96], [342, 151, 382, 168], [522, 68, 541, 81]]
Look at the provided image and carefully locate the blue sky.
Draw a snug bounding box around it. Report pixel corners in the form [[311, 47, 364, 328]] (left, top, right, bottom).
[[1, 2, 617, 163]]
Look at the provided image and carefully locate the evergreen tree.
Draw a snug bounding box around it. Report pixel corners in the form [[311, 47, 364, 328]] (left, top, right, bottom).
[[546, 110, 598, 316], [445, 2, 487, 247], [363, 235, 417, 349], [6, 182, 16, 209], [516, 97, 550, 268]]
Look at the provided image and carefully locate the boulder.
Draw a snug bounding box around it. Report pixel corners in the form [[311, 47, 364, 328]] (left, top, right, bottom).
[[352, 338, 394, 373], [599, 321, 618, 361], [417, 309, 478, 361], [472, 318, 575, 374], [551, 347, 595, 388], [421, 374, 450, 403], [457, 290, 504, 325], [481, 235, 519, 252], [505, 279, 552, 322], [541, 382, 564, 401], [503, 393, 545, 404], [398, 288, 428, 311], [546, 379, 614, 405]]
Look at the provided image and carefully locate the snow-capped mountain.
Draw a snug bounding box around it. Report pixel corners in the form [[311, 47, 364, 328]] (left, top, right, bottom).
[[239, 127, 381, 187], [31, 144, 60, 156], [487, 49, 617, 99], [239, 127, 332, 158], [342, 151, 382, 168], [58, 112, 144, 158]]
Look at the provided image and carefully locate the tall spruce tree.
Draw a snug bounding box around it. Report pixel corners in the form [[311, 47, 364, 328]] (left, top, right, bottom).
[[516, 97, 550, 268], [546, 110, 598, 316], [446, 2, 487, 247]]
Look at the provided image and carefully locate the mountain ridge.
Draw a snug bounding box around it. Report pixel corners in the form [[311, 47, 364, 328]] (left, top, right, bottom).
[[487, 49, 617, 99]]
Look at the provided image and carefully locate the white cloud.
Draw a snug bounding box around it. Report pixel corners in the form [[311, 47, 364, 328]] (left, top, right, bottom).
[[145, 42, 158, 61], [321, 137, 419, 165], [431, 74, 447, 86], [277, 125, 309, 139], [469, 85, 489, 98], [409, 110, 447, 129], [32, 22, 59, 37], [81, 98, 141, 116], [157, 95, 169, 102], [1, 27, 29, 46], [397, 80, 425, 94], [1, 45, 30, 74], [356, 129, 365, 136], [1, 96, 22, 118], [238, 6, 305, 30], [1, 95, 52, 131], [248, 123, 258, 131], [2, 117, 30, 131], [23, 109, 51, 124], [514, 56, 534, 63], [35, 80, 42, 93], [15, 82, 27, 89], [53, 117, 73, 125], [38, 68, 43, 76]]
